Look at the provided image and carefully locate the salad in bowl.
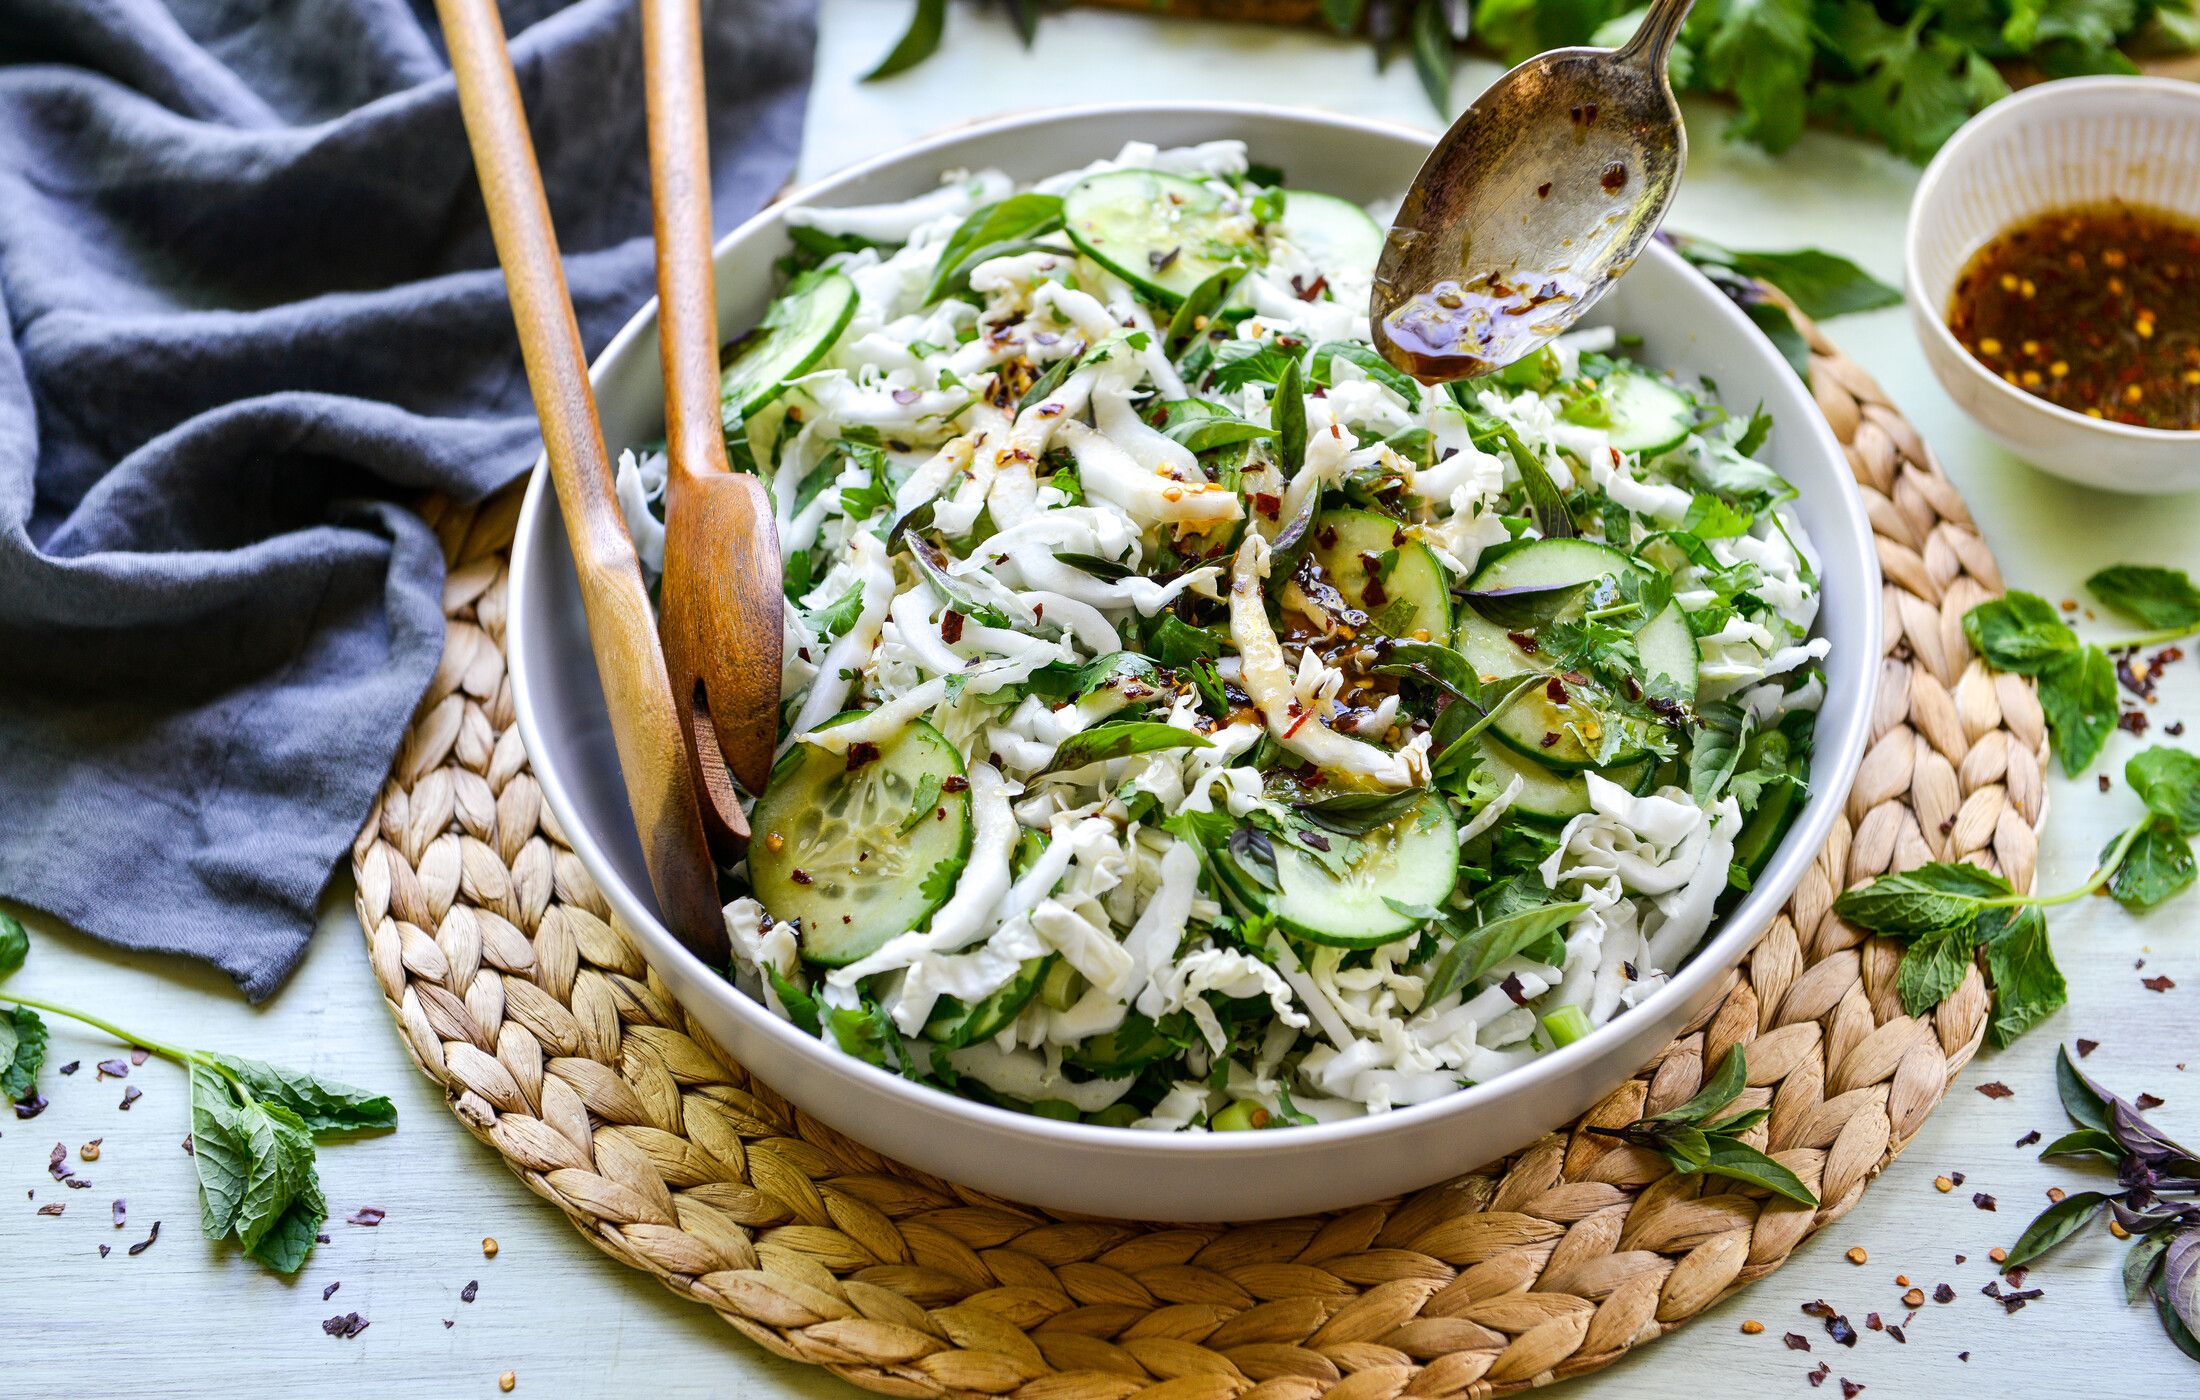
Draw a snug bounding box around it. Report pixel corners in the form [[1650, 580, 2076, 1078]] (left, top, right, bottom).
[[611, 139, 1831, 1135]]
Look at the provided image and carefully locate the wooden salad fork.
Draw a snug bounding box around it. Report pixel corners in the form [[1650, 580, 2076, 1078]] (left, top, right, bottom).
[[640, 0, 786, 856], [435, 0, 727, 960]]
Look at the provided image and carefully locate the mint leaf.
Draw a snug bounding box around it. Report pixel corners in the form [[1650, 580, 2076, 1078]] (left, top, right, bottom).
[[2038, 644, 2117, 776], [1980, 904, 2066, 1048], [2, 1005, 46, 1102], [2108, 822, 2197, 911], [1895, 920, 1977, 1016], [0, 909, 25, 977], [2087, 564, 2200, 632], [1962, 591, 2078, 673], [189, 1062, 253, 1240], [1208, 340, 1298, 392], [242, 1103, 325, 1273], [205, 1055, 398, 1136], [2128, 746, 2200, 835], [1833, 861, 2008, 934]]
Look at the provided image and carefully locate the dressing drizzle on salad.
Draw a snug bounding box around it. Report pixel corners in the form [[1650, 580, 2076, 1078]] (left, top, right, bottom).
[[615, 142, 1829, 1131]]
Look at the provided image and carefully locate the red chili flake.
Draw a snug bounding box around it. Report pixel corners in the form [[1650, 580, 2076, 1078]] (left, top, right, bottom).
[[1783, 1333, 1813, 1351], [1807, 1362, 1830, 1387], [844, 741, 882, 771], [1800, 1301, 1837, 1318], [128, 1220, 160, 1254], [1507, 630, 1540, 654], [2136, 1092, 2166, 1110], [1976, 1081, 2014, 1099], [1540, 733, 1560, 748], [1292, 274, 1329, 303], [1887, 1324, 1907, 1344], [1841, 1381, 1866, 1399], [1864, 1312, 1884, 1331], [324, 1282, 341, 1302], [1537, 182, 1552, 198], [1500, 972, 1531, 1007], [790, 868, 812, 886], [112, 1199, 125, 1227], [347, 1207, 386, 1227], [1251, 491, 1282, 519], [2015, 1129, 2041, 1147], [2099, 774, 2112, 792], [939, 609, 965, 645], [2000, 1287, 2044, 1313], [2005, 1265, 2029, 1287], [1958, 1352, 1970, 1362], [940, 775, 969, 793], [1545, 676, 1568, 703], [96, 1059, 128, 1079], [2076, 1039, 2099, 1057], [461, 1280, 480, 1303], [1972, 1192, 1997, 1211], [321, 1312, 370, 1340], [1934, 1283, 1956, 1303], [443, 1319, 455, 1329], [1827, 1316, 1857, 1347], [181, 1135, 195, 1156], [1981, 1281, 2002, 1300], [2143, 975, 2176, 992], [2165, 719, 2187, 737], [118, 1085, 141, 1110], [2117, 708, 2150, 735]]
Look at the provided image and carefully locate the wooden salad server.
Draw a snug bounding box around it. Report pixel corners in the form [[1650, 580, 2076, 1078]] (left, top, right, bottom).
[[435, 0, 727, 960], [640, 0, 786, 856]]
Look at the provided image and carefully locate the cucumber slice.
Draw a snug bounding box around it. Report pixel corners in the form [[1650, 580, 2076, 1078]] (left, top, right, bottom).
[[1275, 793, 1459, 948], [1276, 190, 1384, 279], [1731, 733, 1804, 881], [720, 269, 858, 422], [1062, 170, 1259, 307], [1064, 1013, 1185, 1078], [1475, 735, 1649, 825], [1307, 508, 1452, 644], [1456, 538, 1700, 769], [925, 955, 1048, 1049], [750, 716, 972, 967], [1600, 371, 1696, 456]]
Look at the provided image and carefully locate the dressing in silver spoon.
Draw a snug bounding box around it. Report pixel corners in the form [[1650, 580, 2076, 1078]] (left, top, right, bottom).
[[1370, 0, 1695, 381]]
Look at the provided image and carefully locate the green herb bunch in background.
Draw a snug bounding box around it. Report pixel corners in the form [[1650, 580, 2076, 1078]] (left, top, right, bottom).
[[867, 0, 2200, 163]]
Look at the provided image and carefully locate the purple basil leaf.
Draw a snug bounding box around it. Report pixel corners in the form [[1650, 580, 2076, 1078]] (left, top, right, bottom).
[[2164, 1229, 2200, 1339]]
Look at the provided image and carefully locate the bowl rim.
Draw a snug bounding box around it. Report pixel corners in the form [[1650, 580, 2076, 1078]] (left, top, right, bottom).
[[510, 99, 1881, 1156], [1905, 74, 2200, 446]]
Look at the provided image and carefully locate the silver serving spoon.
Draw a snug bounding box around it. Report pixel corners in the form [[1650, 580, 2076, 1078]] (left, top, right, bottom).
[[1370, 0, 1695, 381]]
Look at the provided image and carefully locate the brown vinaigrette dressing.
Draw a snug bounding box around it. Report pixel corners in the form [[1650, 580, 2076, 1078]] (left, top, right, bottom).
[[1948, 201, 2200, 432], [1371, 267, 1592, 381]]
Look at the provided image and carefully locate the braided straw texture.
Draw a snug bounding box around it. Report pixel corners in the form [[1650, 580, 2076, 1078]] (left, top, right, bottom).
[[351, 311, 2047, 1399]]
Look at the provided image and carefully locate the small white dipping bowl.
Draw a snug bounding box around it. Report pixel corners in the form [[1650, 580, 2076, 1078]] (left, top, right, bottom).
[[508, 103, 1880, 1221], [1907, 76, 2200, 493]]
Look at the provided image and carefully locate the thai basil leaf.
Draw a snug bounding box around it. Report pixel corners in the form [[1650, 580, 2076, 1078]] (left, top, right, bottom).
[[862, 0, 948, 80], [1165, 267, 1249, 360], [2004, 1189, 2112, 1269], [1156, 399, 1274, 453], [1273, 358, 1307, 477], [1461, 580, 1591, 630], [1309, 340, 1422, 408], [909, 538, 1013, 628], [1046, 721, 1212, 775]]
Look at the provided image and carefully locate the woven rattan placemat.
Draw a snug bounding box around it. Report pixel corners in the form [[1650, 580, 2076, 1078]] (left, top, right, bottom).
[[351, 306, 2046, 1397]]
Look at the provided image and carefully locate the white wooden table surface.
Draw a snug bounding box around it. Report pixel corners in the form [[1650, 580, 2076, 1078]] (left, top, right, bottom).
[[6, 4, 2197, 1395]]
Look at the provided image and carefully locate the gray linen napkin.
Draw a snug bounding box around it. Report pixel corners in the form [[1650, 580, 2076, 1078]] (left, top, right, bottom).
[[0, 0, 815, 998]]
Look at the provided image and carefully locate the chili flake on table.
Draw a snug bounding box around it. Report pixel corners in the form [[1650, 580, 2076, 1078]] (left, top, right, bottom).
[[1947, 201, 2200, 431]]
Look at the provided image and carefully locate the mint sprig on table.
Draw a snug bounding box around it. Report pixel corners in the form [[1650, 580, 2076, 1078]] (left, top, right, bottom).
[[1833, 562, 2200, 1046], [2004, 1047, 2200, 1361], [1587, 1046, 1820, 1205], [1967, 565, 2200, 776], [0, 911, 395, 1273]]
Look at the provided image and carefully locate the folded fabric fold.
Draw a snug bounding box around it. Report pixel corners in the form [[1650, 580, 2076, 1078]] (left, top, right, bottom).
[[0, 0, 815, 999]]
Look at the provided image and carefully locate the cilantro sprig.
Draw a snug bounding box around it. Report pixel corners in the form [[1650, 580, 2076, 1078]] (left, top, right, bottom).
[[1587, 1046, 1819, 1205], [0, 911, 395, 1274]]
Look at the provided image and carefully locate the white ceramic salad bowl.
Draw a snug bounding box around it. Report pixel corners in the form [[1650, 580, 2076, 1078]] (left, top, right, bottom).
[[507, 103, 1880, 1221]]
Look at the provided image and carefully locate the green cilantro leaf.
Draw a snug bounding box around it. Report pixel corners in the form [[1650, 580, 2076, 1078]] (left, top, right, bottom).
[[811, 583, 866, 641], [1696, 0, 1816, 153]]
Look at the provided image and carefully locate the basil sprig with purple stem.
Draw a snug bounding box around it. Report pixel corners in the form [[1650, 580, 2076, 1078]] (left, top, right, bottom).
[[2004, 1047, 2200, 1362], [1584, 1046, 1820, 1206], [1832, 744, 2200, 1046], [0, 911, 395, 1274]]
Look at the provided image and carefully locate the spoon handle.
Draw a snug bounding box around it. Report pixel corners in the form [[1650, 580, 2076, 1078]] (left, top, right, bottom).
[[1616, 0, 1695, 74]]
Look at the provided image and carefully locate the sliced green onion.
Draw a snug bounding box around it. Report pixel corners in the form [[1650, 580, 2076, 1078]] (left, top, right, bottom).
[[1542, 1004, 1593, 1048]]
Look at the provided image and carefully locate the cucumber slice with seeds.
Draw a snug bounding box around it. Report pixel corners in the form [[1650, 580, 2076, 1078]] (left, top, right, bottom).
[[1276, 190, 1384, 280], [1475, 734, 1650, 825], [1306, 508, 1452, 645], [1456, 538, 1699, 770], [925, 955, 1048, 1048], [1062, 170, 1259, 306], [1600, 371, 1696, 456], [720, 268, 858, 422], [1275, 793, 1458, 948], [751, 716, 971, 967]]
